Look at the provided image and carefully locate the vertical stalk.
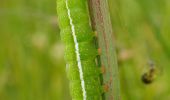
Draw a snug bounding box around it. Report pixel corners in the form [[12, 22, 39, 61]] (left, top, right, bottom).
[[89, 0, 120, 99]]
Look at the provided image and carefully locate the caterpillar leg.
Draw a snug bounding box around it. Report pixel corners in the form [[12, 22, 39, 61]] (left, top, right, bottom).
[[100, 65, 106, 74], [103, 84, 109, 93], [98, 48, 101, 55], [96, 65, 105, 76], [100, 84, 109, 94]]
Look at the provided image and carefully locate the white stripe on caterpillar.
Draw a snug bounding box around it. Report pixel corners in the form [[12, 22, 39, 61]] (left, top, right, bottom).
[[65, 0, 87, 100]]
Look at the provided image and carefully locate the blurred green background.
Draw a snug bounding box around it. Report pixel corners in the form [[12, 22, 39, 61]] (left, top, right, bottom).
[[0, 0, 170, 100]]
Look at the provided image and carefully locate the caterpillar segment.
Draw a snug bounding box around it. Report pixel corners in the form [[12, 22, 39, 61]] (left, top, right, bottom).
[[57, 0, 102, 100]]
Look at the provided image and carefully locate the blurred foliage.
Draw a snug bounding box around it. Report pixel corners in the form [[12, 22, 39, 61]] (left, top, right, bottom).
[[0, 0, 170, 100], [109, 0, 170, 100], [0, 0, 70, 99]]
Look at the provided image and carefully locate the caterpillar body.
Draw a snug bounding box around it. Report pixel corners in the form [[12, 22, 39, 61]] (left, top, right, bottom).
[[57, 0, 102, 100]]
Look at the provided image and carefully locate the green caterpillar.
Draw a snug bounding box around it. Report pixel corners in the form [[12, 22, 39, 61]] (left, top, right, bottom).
[[57, 0, 102, 99]]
